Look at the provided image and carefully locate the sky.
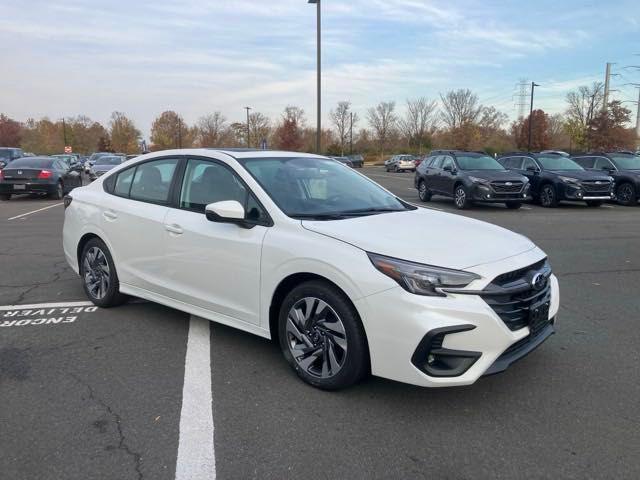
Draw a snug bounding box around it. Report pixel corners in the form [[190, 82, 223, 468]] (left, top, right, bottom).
[[1, 0, 639, 138]]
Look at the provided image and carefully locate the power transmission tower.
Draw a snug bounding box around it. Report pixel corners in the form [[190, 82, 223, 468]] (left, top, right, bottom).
[[603, 62, 620, 111], [514, 79, 529, 120]]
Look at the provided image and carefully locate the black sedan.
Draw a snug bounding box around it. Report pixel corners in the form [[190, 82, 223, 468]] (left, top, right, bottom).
[[0, 156, 83, 201], [415, 150, 530, 209], [89, 155, 125, 181]]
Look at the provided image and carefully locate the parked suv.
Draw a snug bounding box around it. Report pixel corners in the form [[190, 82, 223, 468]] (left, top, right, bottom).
[[63, 149, 559, 390], [0, 147, 24, 169], [571, 152, 640, 206], [415, 150, 530, 209], [498, 152, 614, 207], [385, 155, 416, 172]]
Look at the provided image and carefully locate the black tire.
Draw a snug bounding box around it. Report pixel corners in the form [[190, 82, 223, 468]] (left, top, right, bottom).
[[539, 184, 558, 208], [51, 181, 64, 200], [585, 200, 602, 207], [615, 182, 637, 206], [418, 180, 431, 202], [506, 202, 522, 209], [454, 184, 472, 209], [0, 193, 11, 201], [80, 238, 128, 308], [385, 166, 390, 172], [278, 280, 369, 390]]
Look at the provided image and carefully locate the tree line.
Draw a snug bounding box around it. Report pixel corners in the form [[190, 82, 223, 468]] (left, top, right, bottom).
[[0, 83, 636, 157]]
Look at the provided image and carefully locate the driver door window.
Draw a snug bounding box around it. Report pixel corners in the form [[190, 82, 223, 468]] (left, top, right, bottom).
[[522, 157, 538, 171], [594, 157, 614, 170]]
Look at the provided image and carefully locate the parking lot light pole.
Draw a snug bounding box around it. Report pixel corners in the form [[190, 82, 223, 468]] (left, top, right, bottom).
[[528, 82, 540, 152], [244, 106, 252, 148], [308, 0, 321, 154]]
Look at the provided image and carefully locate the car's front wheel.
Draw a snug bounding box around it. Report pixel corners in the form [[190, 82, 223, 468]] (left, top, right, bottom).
[[539, 184, 558, 208], [454, 185, 471, 209], [80, 238, 128, 308], [418, 180, 431, 202], [616, 182, 636, 206], [278, 280, 369, 390]]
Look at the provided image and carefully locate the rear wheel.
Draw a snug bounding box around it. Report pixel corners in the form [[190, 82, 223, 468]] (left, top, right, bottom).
[[586, 200, 602, 207], [539, 184, 558, 208], [454, 185, 471, 209], [0, 193, 11, 201], [418, 180, 431, 202], [80, 238, 128, 308], [51, 181, 64, 200], [278, 280, 369, 390], [616, 182, 636, 206], [506, 202, 522, 209]]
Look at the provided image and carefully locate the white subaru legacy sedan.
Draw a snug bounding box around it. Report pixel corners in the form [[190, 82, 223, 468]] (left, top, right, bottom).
[[63, 149, 559, 390]]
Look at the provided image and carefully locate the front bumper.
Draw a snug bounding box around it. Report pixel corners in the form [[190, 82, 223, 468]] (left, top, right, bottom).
[[355, 249, 559, 387], [561, 183, 613, 201], [470, 183, 530, 202]]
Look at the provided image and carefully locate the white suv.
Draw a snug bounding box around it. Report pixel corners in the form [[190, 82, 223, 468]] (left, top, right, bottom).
[[63, 149, 559, 390], [385, 155, 416, 172]]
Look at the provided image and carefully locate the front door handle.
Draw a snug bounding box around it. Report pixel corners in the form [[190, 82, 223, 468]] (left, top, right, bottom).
[[103, 210, 118, 221], [164, 224, 183, 235]]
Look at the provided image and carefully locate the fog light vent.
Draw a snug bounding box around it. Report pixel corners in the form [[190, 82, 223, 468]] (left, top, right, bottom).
[[411, 325, 481, 377]]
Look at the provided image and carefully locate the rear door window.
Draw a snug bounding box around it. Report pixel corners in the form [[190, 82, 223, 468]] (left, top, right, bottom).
[[114, 167, 136, 197], [129, 158, 179, 204]]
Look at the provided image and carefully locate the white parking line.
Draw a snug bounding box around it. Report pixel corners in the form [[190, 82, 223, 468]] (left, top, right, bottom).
[[7, 202, 63, 220], [175, 316, 215, 480], [0, 300, 93, 311]]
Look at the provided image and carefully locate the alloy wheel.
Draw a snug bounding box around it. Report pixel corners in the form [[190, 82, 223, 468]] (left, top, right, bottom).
[[541, 186, 554, 207], [286, 297, 348, 379], [455, 187, 466, 208], [83, 246, 111, 300], [617, 184, 633, 204], [419, 182, 428, 200]]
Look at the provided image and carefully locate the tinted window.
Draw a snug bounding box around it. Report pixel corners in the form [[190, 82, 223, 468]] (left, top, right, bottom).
[[129, 159, 178, 203], [441, 156, 455, 170], [456, 155, 504, 170], [114, 167, 135, 197], [97, 156, 124, 166], [522, 157, 538, 170], [6, 158, 54, 169], [610, 155, 640, 169], [594, 157, 614, 170], [537, 156, 583, 170], [502, 157, 523, 169], [431, 156, 444, 169], [180, 159, 247, 212]]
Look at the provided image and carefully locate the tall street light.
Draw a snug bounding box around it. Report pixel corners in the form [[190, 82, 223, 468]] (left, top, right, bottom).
[[528, 82, 540, 152], [308, 0, 321, 153], [244, 106, 252, 148]]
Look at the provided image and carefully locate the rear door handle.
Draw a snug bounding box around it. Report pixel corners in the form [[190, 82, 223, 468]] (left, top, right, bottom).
[[103, 210, 118, 221], [164, 224, 183, 235]]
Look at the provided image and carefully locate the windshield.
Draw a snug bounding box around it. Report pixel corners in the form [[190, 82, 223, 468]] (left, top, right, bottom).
[[0, 149, 16, 159], [537, 156, 583, 170], [7, 158, 54, 169], [96, 157, 123, 166], [239, 157, 410, 219], [610, 155, 640, 170], [456, 155, 505, 170]]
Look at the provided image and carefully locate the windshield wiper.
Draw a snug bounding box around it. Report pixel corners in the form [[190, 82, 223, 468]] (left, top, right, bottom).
[[290, 213, 348, 220], [337, 207, 408, 216]]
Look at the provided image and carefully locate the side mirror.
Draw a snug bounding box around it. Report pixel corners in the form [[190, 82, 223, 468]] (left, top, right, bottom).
[[205, 200, 253, 228], [602, 165, 614, 172], [526, 166, 539, 173], [443, 165, 453, 173]]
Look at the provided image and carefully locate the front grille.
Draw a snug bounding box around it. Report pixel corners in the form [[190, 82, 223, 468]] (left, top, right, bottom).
[[480, 260, 552, 331], [491, 181, 523, 193], [581, 180, 611, 193]]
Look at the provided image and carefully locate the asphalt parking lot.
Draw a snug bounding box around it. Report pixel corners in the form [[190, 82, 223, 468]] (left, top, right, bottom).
[[1, 166, 639, 480]]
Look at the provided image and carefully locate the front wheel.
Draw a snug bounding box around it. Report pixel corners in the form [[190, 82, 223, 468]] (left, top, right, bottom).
[[539, 184, 558, 208], [616, 182, 637, 206], [506, 202, 522, 209], [418, 181, 431, 202], [586, 200, 602, 207], [454, 185, 472, 209], [80, 238, 128, 308], [278, 280, 369, 390]]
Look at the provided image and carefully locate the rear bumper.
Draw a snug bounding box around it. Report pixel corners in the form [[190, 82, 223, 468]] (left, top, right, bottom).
[[0, 182, 57, 195]]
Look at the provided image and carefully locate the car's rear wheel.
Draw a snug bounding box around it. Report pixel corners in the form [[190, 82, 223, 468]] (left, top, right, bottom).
[[278, 280, 369, 390], [0, 193, 11, 201], [616, 182, 636, 206], [418, 180, 431, 202], [586, 200, 602, 207], [539, 184, 558, 208], [80, 238, 128, 308], [454, 185, 471, 209], [506, 202, 522, 209], [51, 181, 64, 200]]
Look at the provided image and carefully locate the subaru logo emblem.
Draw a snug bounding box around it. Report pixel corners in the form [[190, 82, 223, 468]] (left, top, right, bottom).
[[595, 181, 601, 184], [505, 182, 512, 186], [531, 273, 547, 291], [17, 170, 22, 174]]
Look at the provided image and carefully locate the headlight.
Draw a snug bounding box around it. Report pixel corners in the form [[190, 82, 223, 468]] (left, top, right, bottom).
[[468, 176, 490, 185], [558, 176, 581, 185], [368, 253, 480, 296]]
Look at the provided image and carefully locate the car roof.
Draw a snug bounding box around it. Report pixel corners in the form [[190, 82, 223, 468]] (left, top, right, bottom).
[[139, 148, 326, 160]]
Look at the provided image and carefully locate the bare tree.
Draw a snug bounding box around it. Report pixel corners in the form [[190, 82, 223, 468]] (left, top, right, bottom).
[[367, 101, 397, 156], [248, 112, 271, 148], [330, 101, 358, 156], [566, 82, 604, 127], [439, 89, 483, 129], [196, 112, 227, 147], [398, 97, 438, 153]]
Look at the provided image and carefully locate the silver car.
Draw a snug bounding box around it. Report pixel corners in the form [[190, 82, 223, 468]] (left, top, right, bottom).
[[385, 155, 416, 172]]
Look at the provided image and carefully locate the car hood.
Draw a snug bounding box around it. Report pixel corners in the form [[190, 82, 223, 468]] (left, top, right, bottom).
[[302, 208, 536, 270], [462, 170, 528, 182], [546, 170, 611, 181]]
